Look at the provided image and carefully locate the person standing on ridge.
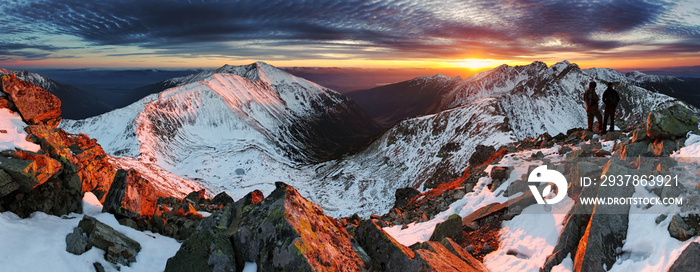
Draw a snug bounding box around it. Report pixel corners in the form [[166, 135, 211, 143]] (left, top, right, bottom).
[[602, 82, 620, 133], [583, 81, 603, 133]]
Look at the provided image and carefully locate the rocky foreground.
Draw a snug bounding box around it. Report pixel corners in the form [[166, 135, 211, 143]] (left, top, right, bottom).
[[2, 74, 700, 271]]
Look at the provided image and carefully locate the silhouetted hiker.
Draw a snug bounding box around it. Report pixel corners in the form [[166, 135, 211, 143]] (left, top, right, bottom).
[[583, 81, 603, 133], [602, 82, 620, 132]]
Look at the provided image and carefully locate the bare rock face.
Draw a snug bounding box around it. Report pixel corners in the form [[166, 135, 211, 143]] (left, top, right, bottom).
[[164, 190, 263, 272], [668, 242, 700, 272], [0, 149, 82, 218], [230, 182, 366, 271], [647, 104, 699, 140], [102, 169, 166, 219], [1, 74, 61, 127]]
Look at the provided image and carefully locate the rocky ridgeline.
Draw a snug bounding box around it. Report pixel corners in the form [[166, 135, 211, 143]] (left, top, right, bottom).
[[165, 181, 489, 272], [0, 75, 228, 266], [355, 102, 699, 271]]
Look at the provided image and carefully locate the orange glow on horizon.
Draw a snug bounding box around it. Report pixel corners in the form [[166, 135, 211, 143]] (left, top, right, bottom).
[[3, 55, 700, 76]]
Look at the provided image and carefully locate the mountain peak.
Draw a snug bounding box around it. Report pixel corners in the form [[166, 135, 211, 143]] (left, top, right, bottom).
[[0, 68, 12, 74]]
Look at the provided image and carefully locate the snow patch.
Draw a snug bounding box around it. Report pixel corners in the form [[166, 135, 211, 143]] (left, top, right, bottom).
[[0, 108, 41, 152], [0, 193, 181, 272]]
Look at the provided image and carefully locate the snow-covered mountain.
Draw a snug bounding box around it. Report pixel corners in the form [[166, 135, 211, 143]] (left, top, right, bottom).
[[61, 62, 380, 215], [349, 61, 690, 137], [62, 61, 694, 218]]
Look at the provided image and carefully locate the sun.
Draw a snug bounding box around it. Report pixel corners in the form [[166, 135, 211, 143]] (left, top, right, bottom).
[[452, 59, 503, 70]]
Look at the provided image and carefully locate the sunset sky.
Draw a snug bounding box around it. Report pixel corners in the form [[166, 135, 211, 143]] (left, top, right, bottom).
[[1, 0, 699, 71]]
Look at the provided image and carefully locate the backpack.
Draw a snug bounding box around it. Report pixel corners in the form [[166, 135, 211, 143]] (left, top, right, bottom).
[[585, 89, 598, 107]]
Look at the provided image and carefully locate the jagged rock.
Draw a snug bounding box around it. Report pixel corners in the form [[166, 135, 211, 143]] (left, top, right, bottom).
[[165, 190, 264, 272], [355, 219, 421, 271], [164, 227, 236, 272], [77, 215, 141, 266], [394, 187, 421, 209], [504, 179, 527, 197], [661, 183, 684, 200], [558, 145, 573, 155], [93, 262, 105, 272], [668, 215, 696, 241], [211, 191, 234, 207], [184, 189, 207, 203], [429, 214, 462, 242], [414, 241, 487, 271], [566, 149, 590, 158], [592, 149, 611, 157], [439, 238, 488, 272], [649, 139, 683, 157], [647, 104, 699, 140], [655, 214, 668, 224], [24, 125, 115, 201], [65, 226, 88, 255], [0, 150, 82, 218], [230, 182, 365, 271], [0, 152, 61, 190], [1, 74, 61, 127], [631, 126, 648, 142], [621, 141, 651, 158], [668, 242, 700, 272], [604, 131, 622, 140], [468, 144, 496, 166], [489, 166, 511, 191], [573, 159, 635, 272], [102, 169, 165, 219], [0, 169, 19, 198]]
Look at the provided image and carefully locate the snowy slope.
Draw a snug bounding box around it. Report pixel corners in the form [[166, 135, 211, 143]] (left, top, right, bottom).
[[62, 61, 695, 218], [308, 98, 517, 215], [61, 62, 379, 216], [383, 138, 700, 272]]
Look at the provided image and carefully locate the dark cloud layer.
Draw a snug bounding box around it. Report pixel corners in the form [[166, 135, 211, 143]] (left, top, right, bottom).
[[1, 0, 699, 62]]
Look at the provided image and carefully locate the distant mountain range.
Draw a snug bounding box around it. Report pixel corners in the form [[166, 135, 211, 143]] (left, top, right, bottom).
[[59, 60, 695, 217]]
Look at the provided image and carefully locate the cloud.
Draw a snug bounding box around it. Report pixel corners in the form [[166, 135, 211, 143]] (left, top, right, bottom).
[[1, 0, 699, 62]]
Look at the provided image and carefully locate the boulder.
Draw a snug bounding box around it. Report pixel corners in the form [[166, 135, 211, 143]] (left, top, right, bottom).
[[631, 126, 648, 142], [0, 152, 61, 190], [210, 191, 234, 207], [102, 169, 165, 219], [77, 215, 141, 266], [24, 125, 116, 201], [439, 238, 488, 272], [668, 215, 696, 241], [414, 241, 487, 271], [0, 151, 82, 218], [165, 190, 264, 272], [621, 142, 651, 158], [230, 182, 365, 271], [394, 187, 421, 209], [668, 242, 700, 272], [164, 227, 236, 272], [0, 169, 19, 198], [649, 139, 683, 157], [355, 219, 421, 271], [1, 74, 61, 127], [647, 104, 699, 140], [489, 166, 512, 191], [65, 227, 88, 255], [468, 145, 496, 166], [429, 214, 462, 242]]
